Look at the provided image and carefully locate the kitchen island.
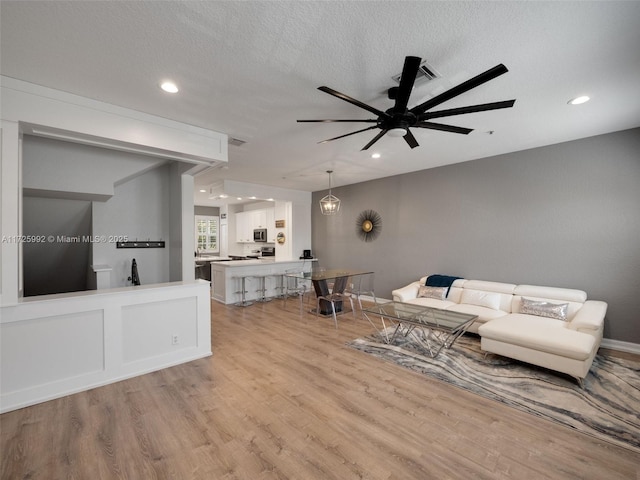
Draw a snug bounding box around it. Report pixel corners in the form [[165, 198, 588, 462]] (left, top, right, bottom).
[[210, 258, 317, 304]]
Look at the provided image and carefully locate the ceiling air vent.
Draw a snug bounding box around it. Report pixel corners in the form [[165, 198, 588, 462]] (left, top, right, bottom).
[[392, 60, 440, 84], [228, 137, 247, 147]]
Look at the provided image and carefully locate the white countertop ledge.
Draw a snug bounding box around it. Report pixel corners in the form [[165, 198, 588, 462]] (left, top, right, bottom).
[[212, 259, 316, 267]]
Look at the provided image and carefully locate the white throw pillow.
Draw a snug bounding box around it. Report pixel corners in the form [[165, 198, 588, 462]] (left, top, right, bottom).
[[520, 297, 569, 321], [418, 286, 447, 300], [461, 290, 502, 310]]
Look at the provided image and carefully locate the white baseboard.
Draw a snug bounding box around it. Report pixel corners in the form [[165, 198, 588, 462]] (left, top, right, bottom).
[[600, 338, 640, 355], [359, 295, 389, 303]]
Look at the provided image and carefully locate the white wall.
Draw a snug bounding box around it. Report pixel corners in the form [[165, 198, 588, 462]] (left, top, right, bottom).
[[1, 76, 228, 165], [168, 164, 196, 282], [0, 120, 21, 304], [291, 200, 311, 260], [274, 201, 292, 260]]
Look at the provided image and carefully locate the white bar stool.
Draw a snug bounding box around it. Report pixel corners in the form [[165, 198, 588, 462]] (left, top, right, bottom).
[[234, 275, 254, 307], [255, 275, 272, 303], [271, 273, 286, 299]]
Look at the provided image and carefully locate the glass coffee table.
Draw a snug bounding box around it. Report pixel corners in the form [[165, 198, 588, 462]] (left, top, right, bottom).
[[361, 301, 477, 358]]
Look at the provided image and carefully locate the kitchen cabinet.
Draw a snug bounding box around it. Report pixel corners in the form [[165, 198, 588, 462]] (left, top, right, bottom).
[[212, 266, 226, 301], [235, 208, 275, 243], [253, 209, 267, 229], [235, 211, 253, 243]]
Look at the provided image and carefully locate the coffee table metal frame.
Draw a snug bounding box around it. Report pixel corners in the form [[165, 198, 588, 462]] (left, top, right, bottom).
[[362, 301, 477, 358]]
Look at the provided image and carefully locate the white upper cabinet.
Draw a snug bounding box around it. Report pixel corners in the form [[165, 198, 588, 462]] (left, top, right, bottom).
[[235, 208, 275, 243], [235, 211, 253, 243], [253, 209, 267, 229]]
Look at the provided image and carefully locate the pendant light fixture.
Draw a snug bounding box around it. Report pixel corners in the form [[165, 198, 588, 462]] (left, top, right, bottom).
[[320, 170, 340, 215]]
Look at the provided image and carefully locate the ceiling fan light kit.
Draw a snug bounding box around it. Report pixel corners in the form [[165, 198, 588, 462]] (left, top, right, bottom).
[[298, 56, 516, 151], [387, 127, 408, 137]]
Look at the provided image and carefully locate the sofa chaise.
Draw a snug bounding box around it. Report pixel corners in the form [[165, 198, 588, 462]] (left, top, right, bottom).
[[391, 275, 607, 386]]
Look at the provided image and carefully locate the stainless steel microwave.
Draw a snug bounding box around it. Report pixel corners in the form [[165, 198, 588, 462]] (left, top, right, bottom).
[[253, 228, 267, 242]]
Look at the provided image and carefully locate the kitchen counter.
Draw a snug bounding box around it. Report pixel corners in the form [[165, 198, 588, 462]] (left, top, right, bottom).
[[210, 258, 317, 304], [195, 256, 274, 264], [195, 255, 232, 262], [211, 258, 274, 266], [195, 255, 234, 281]]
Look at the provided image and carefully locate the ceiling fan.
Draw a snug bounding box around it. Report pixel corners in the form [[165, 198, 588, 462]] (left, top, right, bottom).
[[297, 56, 516, 150]]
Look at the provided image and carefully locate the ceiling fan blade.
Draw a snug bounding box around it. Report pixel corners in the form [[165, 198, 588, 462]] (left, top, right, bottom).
[[410, 64, 509, 114], [414, 121, 473, 135], [421, 100, 516, 120], [403, 129, 419, 149], [361, 130, 388, 151], [318, 86, 390, 119], [297, 119, 378, 123], [394, 56, 421, 113], [318, 126, 379, 144]]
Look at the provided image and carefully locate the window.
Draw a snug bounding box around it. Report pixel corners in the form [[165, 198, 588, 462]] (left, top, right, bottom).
[[195, 215, 219, 253]]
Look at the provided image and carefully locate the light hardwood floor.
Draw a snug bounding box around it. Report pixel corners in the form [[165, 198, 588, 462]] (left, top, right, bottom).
[[2, 297, 638, 479]]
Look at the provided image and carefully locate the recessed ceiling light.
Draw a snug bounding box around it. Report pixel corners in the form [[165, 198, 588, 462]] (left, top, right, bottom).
[[371, 153, 381, 159], [266, 198, 274, 202], [160, 81, 179, 93], [568, 95, 590, 105], [237, 197, 243, 201], [249, 196, 257, 200], [199, 189, 206, 193]]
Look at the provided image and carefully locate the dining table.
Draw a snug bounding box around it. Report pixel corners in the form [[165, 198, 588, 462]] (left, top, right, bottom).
[[286, 269, 374, 315]]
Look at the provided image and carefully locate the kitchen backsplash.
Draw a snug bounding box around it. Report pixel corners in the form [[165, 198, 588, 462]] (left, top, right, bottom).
[[241, 243, 274, 256]]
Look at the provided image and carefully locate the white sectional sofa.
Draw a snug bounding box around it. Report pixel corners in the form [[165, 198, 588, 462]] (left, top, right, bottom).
[[392, 276, 608, 386]]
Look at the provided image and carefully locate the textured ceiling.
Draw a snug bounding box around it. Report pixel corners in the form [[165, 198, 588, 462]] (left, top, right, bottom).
[[2, 1, 640, 206]]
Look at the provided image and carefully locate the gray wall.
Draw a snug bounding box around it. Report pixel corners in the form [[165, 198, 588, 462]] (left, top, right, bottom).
[[22, 134, 177, 290], [312, 128, 640, 343], [92, 165, 171, 287], [22, 196, 92, 296]]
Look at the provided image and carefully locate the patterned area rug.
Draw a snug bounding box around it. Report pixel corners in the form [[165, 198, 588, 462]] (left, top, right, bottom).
[[347, 328, 640, 453]]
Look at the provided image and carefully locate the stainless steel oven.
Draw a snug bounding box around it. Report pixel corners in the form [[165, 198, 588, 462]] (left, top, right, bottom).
[[260, 246, 275, 257]]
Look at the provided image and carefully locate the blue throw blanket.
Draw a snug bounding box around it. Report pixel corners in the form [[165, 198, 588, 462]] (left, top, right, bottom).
[[425, 274, 463, 297]]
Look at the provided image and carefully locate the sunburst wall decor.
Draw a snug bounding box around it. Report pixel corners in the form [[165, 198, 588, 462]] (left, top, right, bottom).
[[356, 210, 382, 242]]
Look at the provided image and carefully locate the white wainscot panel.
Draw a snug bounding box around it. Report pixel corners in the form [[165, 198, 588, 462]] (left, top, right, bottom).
[[122, 297, 197, 363], [0, 310, 104, 393], [0, 280, 211, 413]]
